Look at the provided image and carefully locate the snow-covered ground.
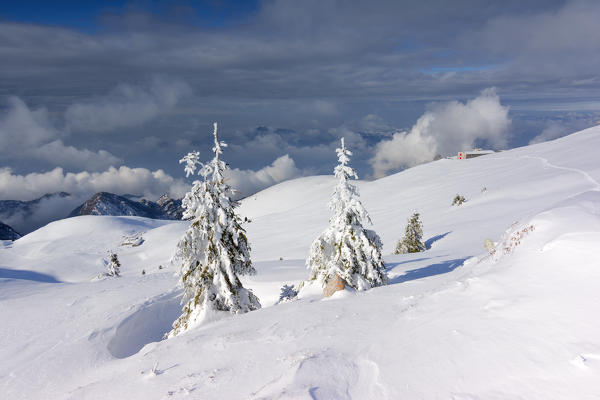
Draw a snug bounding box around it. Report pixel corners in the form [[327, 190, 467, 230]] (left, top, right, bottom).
[[1, 126, 600, 399]]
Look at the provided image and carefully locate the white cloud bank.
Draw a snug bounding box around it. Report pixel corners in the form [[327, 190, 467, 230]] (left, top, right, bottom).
[[226, 154, 302, 198], [0, 166, 188, 201], [1, 154, 304, 203], [370, 88, 511, 177]]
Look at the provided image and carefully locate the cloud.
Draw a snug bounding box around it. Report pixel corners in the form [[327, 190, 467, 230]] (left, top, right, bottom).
[[0, 154, 304, 204], [306, 100, 339, 116], [0, 97, 57, 148], [0, 79, 189, 173], [0, 194, 85, 235], [477, 1, 600, 80], [528, 113, 600, 145], [0, 166, 188, 201], [370, 127, 437, 178], [2, 2, 599, 184], [226, 128, 335, 175], [0, 97, 121, 171], [65, 78, 191, 132], [31, 141, 122, 171], [371, 88, 510, 177], [225, 154, 303, 198], [529, 123, 569, 145], [357, 114, 392, 133], [1, 1, 585, 122]]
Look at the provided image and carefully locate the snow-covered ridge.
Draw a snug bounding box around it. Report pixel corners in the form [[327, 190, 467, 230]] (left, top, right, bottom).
[[69, 192, 184, 220], [1, 125, 600, 398]]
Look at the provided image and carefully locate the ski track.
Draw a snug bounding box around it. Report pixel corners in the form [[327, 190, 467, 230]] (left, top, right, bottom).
[[523, 155, 600, 191]]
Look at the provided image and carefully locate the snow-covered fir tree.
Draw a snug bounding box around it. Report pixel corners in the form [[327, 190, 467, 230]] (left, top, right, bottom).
[[395, 212, 426, 254], [278, 284, 298, 303], [168, 123, 260, 337], [306, 138, 387, 290], [107, 253, 121, 277]]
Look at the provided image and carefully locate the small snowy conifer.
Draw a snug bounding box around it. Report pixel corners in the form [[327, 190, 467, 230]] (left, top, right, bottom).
[[168, 123, 260, 337], [452, 194, 467, 206], [395, 212, 426, 254], [107, 253, 121, 277], [278, 284, 298, 303], [306, 138, 387, 290]]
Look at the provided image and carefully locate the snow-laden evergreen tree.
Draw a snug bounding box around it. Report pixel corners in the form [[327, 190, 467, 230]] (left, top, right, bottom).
[[107, 253, 121, 277], [306, 138, 387, 290], [168, 123, 260, 337], [395, 212, 426, 254], [278, 284, 298, 303]]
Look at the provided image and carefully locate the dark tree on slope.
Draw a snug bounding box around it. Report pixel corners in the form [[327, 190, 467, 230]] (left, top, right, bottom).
[[395, 212, 426, 254], [452, 194, 467, 206], [168, 123, 260, 337], [306, 138, 388, 290]]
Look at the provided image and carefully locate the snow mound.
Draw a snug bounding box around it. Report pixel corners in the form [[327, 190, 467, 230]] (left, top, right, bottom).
[[238, 175, 337, 220], [4, 216, 184, 282], [108, 291, 183, 359]]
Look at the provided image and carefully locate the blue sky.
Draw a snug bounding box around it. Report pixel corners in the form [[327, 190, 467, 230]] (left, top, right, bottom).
[[0, 1, 260, 31]]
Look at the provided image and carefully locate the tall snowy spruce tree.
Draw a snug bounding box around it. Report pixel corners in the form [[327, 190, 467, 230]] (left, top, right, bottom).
[[306, 138, 387, 291], [395, 212, 426, 254], [168, 123, 260, 337]]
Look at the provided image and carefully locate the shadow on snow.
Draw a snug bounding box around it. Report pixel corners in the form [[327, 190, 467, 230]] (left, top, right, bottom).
[[107, 290, 183, 359], [425, 231, 451, 250], [0, 267, 61, 283], [388, 257, 469, 284]]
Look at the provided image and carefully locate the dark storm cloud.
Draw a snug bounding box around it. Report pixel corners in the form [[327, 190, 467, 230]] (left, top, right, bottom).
[[0, 0, 581, 104], [460, 0, 600, 99], [0, 96, 122, 171]]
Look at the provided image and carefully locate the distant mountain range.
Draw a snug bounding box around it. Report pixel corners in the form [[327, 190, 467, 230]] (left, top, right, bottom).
[[68, 192, 184, 220], [0, 192, 184, 237]]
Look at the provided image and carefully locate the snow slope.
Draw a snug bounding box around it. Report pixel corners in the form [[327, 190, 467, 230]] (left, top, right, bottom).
[[1, 126, 600, 399]]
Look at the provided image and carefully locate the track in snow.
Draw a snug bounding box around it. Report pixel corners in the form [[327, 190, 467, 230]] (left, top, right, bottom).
[[524, 155, 600, 191]]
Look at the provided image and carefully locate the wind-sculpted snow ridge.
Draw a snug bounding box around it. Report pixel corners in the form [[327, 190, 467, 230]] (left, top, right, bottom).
[[1, 126, 600, 399]]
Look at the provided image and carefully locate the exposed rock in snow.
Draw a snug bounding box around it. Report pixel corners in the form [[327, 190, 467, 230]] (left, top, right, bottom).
[[323, 274, 345, 297]]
